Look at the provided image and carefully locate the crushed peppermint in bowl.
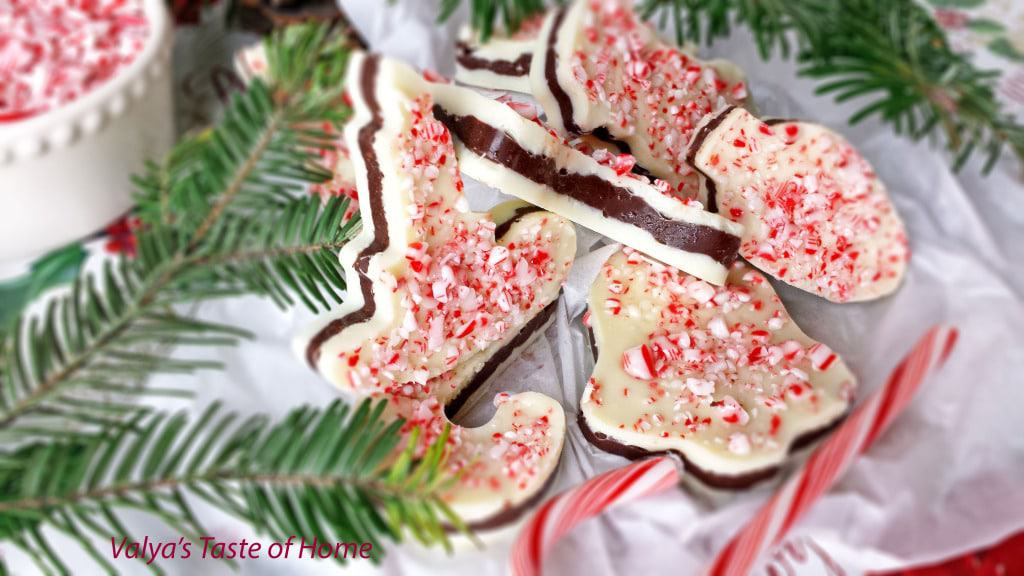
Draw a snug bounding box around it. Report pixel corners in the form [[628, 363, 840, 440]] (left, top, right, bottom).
[[0, 0, 172, 262], [0, 0, 151, 124]]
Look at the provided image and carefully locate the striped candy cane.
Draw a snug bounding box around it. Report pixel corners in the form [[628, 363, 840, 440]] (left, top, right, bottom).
[[510, 325, 958, 576], [509, 456, 681, 576], [708, 325, 959, 575]]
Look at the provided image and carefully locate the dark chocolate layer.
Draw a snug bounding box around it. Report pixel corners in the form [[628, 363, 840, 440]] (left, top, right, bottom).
[[704, 180, 718, 214], [433, 106, 741, 266], [684, 105, 738, 214], [578, 410, 846, 490], [445, 297, 559, 419], [306, 55, 385, 367], [543, 7, 582, 135], [492, 205, 544, 239], [456, 42, 532, 77]]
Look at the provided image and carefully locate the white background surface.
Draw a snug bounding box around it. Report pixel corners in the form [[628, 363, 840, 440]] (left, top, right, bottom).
[[7, 1, 1024, 574]]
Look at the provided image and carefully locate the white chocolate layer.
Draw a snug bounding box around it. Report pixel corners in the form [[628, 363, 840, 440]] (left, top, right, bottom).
[[583, 249, 856, 482], [689, 107, 910, 303]]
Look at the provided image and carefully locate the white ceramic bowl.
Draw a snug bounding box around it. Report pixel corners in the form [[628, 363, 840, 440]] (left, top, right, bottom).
[[0, 0, 175, 262]]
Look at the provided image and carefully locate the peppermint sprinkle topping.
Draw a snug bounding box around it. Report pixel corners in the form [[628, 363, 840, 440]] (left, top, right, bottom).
[[593, 250, 856, 458]]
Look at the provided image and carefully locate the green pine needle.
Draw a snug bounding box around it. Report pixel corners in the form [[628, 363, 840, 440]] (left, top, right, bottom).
[[0, 21, 468, 575], [0, 399, 460, 574]]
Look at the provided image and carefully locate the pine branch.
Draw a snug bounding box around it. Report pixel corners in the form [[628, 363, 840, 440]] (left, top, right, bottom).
[[444, 0, 1024, 172], [0, 24, 357, 438], [0, 24, 470, 572], [0, 398, 463, 574], [185, 196, 361, 312], [640, 0, 1024, 172]]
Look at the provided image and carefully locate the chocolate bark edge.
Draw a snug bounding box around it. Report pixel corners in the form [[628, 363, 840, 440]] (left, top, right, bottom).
[[685, 105, 738, 214], [543, 7, 582, 135], [433, 106, 740, 266], [492, 205, 545, 239], [451, 462, 561, 532], [305, 55, 385, 367], [704, 180, 718, 214], [456, 42, 533, 77], [590, 127, 656, 179], [444, 295, 560, 419], [577, 410, 847, 491]]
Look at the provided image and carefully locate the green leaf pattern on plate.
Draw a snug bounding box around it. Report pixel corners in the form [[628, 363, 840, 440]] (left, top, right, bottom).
[[0, 244, 87, 330]]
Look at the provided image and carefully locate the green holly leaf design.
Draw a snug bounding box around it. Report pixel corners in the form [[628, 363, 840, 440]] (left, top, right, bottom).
[[966, 18, 1005, 34], [989, 37, 1024, 62], [927, 0, 986, 7], [0, 243, 88, 330]]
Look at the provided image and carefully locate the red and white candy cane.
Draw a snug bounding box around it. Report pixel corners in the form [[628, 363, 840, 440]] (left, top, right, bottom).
[[509, 456, 681, 576], [510, 325, 958, 576], [708, 325, 958, 575]]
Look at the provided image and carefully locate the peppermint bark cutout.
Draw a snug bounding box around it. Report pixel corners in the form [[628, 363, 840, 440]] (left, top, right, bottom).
[[302, 53, 575, 526], [530, 0, 748, 200], [581, 249, 856, 489], [428, 80, 743, 285], [688, 107, 910, 302]]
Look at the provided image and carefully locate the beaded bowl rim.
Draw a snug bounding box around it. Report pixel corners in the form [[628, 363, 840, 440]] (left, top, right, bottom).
[[0, 0, 173, 165]]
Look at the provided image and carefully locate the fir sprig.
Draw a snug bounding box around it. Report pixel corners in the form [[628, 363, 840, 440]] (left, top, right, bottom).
[[0, 22, 468, 573], [0, 398, 461, 574], [641, 0, 1024, 172], [0, 25, 357, 438], [446, 0, 1024, 172]]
